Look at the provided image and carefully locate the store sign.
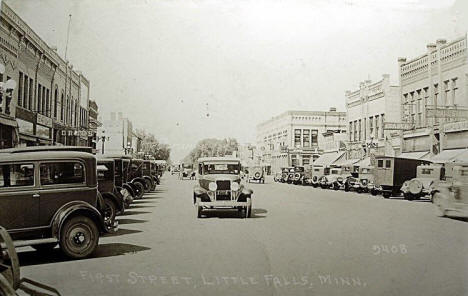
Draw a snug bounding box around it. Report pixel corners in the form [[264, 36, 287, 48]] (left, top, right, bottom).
[[17, 119, 34, 135], [383, 122, 414, 130], [61, 130, 94, 137], [426, 108, 468, 119], [443, 120, 468, 133], [36, 113, 53, 128]]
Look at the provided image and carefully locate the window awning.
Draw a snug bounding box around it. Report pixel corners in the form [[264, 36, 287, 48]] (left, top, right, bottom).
[[333, 157, 360, 167], [399, 151, 430, 160], [355, 157, 371, 168], [431, 148, 468, 163], [313, 151, 345, 167], [0, 116, 18, 128]]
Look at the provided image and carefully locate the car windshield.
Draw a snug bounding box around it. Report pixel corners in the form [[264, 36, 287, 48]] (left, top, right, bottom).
[[203, 163, 240, 174]]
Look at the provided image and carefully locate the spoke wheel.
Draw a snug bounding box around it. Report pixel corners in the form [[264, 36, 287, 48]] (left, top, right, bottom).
[[60, 216, 99, 259], [103, 198, 117, 227], [0, 226, 20, 290], [134, 182, 145, 199]]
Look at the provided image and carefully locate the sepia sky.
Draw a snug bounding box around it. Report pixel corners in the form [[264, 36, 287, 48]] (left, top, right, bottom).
[[5, 0, 468, 161]]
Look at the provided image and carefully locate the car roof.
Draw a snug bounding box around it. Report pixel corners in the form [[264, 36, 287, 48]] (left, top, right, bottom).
[[99, 153, 132, 159], [0, 145, 94, 154], [0, 150, 96, 162], [198, 157, 241, 163]]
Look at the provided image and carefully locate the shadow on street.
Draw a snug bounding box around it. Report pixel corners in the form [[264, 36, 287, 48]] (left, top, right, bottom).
[[119, 211, 152, 216], [17, 243, 151, 267], [201, 208, 267, 219], [117, 218, 149, 225]]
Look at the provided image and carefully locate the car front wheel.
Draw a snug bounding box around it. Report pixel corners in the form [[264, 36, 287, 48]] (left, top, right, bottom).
[[59, 216, 99, 259], [134, 182, 145, 199], [103, 198, 117, 226]]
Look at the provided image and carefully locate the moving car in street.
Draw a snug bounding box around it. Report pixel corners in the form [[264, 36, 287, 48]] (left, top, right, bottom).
[[247, 166, 265, 183], [193, 157, 253, 218], [0, 150, 111, 259], [432, 163, 468, 218], [373, 156, 430, 198]]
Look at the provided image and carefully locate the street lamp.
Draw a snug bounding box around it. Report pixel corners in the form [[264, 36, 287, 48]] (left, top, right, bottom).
[[99, 130, 109, 154]]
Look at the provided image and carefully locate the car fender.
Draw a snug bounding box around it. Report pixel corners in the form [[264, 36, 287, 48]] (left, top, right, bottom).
[[51, 201, 106, 239], [101, 191, 125, 214], [131, 177, 148, 190]]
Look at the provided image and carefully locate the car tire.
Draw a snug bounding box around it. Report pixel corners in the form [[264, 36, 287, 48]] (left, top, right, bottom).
[[371, 189, 378, 196], [383, 192, 391, 199], [134, 182, 145, 199], [59, 216, 99, 259], [32, 243, 58, 253], [103, 198, 117, 226]]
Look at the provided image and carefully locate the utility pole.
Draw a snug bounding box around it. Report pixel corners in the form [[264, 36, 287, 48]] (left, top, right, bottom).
[[64, 14, 72, 60]]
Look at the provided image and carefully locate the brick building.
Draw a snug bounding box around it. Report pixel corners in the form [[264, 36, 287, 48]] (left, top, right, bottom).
[[0, 2, 91, 148]]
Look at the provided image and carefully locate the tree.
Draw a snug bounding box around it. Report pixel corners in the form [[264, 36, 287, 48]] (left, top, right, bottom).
[[184, 138, 239, 165], [135, 129, 171, 161]]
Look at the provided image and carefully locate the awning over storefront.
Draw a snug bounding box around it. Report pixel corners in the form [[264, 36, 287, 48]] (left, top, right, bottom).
[[0, 116, 18, 127], [333, 157, 360, 167], [355, 157, 371, 168], [430, 148, 468, 163], [313, 151, 345, 167], [399, 151, 430, 160]]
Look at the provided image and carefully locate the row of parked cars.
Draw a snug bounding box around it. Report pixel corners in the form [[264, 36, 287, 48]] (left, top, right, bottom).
[[274, 154, 468, 218], [0, 146, 165, 261]]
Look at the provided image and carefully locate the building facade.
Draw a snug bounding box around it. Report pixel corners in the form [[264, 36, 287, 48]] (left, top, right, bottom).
[[256, 108, 347, 173], [0, 2, 90, 148], [345, 74, 401, 159], [87, 99, 101, 150], [98, 112, 133, 155], [398, 35, 468, 156]]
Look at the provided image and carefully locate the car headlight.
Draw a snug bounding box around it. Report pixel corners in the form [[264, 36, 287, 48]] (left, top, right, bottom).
[[231, 182, 240, 191], [208, 182, 217, 191]]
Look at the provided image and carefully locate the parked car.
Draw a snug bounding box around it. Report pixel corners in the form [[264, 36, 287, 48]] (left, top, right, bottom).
[[273, 171, 283, 182], [432, 163, 468, 218], [101, 153, 137, 205], [142, 160, 156, 191], [150, 160, 161, 185], [0, 150, 112, 259], [373, 156, 430, 198], [400, 164, 444, 200], [319, 167, 350, 190], [291, 166, 305, 185], [97, 158, 126, 222], [311, 166, 328, 188], [247, 166, 265, 183], [128, 158, 149, 198], [193, 157, 253, 218], [280, 167, 294, 183]]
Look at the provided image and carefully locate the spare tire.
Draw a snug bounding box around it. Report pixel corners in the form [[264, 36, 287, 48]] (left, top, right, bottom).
[[409, 180, 423, 195]]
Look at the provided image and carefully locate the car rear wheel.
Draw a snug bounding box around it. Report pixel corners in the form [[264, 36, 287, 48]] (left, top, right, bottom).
[[59, 216, 99, 259], [383, 192, 391, 199]]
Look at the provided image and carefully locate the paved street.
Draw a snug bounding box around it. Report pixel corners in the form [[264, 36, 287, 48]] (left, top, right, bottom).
[[18, 175, 468, 296]]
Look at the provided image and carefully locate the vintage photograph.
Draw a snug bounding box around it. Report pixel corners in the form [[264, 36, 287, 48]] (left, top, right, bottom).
[[0, 0, 467, 295]]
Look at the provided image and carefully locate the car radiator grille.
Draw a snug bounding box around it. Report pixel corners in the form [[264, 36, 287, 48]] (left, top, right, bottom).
[[216, 180, 230, 190]]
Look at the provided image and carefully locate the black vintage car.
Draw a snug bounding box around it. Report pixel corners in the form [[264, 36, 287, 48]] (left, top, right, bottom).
[[101, 153, 139, 203], [97, 158, 126, 222], [292, 166, 305, 185], [0, 150, 110, 259], [142, 160, 157, 191], [126, 158, 148, 199], [150, 161, 161, 185]]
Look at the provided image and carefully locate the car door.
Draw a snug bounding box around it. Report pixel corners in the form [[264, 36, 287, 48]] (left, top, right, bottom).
[[37, 160, 93, 227], [0, 162, 39, 230]]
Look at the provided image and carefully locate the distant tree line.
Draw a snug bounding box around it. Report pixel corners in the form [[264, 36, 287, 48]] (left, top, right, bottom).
[[183, 138, 239, 165], [135, 129, 171, 161]]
